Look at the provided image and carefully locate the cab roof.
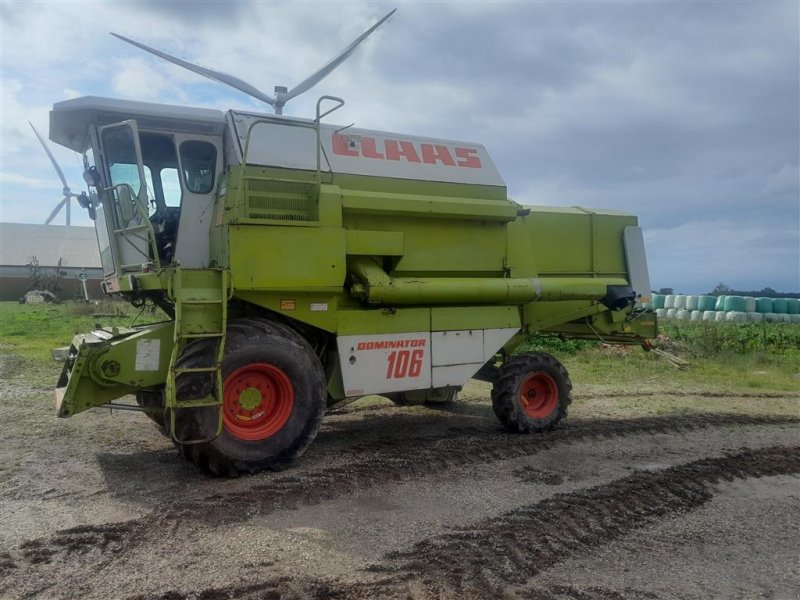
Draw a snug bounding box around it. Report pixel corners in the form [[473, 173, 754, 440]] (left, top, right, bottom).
[[50, 96, 226, 152]]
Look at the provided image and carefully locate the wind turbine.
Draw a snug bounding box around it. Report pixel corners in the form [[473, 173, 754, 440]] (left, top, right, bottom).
[[111, 8, 396, 115], [29, 122, 79, 226]]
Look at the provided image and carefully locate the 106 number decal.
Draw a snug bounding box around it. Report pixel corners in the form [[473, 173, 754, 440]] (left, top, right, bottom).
[[386, 349, 424, 379]]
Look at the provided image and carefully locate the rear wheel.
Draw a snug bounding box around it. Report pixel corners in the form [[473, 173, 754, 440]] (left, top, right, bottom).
[[491, 352, 572, 433], [175, 318, 326, 476]]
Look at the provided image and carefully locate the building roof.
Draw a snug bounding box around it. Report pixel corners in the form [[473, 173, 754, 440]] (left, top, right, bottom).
[[0, 223, 100, 268]]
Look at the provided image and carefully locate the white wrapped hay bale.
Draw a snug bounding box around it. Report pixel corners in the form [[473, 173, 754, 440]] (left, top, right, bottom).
[[702, 311, 716, 322], [790, 314, 800, 324], [779, 313, 792, 323], [714, 295, 727, 311], [726, 311, 747, 323], [690, 310, 703, 321], [666, 308, 678, 319], [674, 295, 687, 310], [676, 309, 691, 321], [655, 308, 667, 319], [686, 296, 699, 310], [747, 312, 763, 324], [714, 311, 727, 322], [764, 313, 781, 323], [664, 295, 676, 309], [744, 297, 757, 313]]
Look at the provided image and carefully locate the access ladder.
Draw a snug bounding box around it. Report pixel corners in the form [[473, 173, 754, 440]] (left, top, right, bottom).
[[165, 267, 230, 443]]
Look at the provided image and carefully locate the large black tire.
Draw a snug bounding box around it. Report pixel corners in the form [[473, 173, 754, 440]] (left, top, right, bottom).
[[174, 318, 326, 477], [491, 352, 572, 433]]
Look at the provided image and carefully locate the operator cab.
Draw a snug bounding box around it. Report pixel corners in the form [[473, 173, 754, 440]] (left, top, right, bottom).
[[50, 96, 226, 275], [102, 129, 217, 263]]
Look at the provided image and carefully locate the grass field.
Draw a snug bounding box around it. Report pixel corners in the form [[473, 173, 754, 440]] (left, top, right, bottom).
[[1, 301, 798, 416]]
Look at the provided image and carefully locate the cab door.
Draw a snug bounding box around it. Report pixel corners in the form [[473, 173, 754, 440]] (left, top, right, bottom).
[[98, 120, 157, 272]]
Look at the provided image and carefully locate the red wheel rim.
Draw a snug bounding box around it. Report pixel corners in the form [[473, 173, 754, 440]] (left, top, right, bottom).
[[519, 372, 559, 419], [222, 363, 294, 441]]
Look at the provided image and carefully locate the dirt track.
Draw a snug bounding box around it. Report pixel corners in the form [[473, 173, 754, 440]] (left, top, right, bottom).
[[1, 349, 799, 600]]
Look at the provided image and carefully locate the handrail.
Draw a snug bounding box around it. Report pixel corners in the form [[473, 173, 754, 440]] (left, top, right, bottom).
[[315, 96, 344, 184]]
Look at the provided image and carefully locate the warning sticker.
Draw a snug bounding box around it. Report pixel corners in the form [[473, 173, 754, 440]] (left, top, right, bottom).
[[135, 339, 160, 371]]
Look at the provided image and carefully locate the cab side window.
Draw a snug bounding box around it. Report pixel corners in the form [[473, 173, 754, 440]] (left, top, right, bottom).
[[180, 141, 216, 194]]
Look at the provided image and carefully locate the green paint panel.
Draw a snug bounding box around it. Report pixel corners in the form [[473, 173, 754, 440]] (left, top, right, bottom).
[[342, 190, 517, 221], [346, 230, 404, 256], [235, 291, 339, 332], [343, 215, 507, 275], [431, 306, 520, 331], [229, 225, 346, 290], [526, 207, 636, 276], [332, 172, 508, 201], [337, 308, 430, 335]]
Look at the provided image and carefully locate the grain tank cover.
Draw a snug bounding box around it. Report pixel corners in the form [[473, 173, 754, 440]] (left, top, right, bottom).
[[230, 111, 506, 187]]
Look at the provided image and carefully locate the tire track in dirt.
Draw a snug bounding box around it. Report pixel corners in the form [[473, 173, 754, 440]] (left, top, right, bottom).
[[353, 445, 800, 599], [4, 413, 798, 579], [126, 445, 800, 600]]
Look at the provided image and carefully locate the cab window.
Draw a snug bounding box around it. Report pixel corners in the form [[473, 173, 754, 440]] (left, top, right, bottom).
[[180, 141, 216, 194]]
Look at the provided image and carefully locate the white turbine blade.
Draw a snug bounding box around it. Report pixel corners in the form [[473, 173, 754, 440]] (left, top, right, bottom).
[[29, 121, 70, 192], [111, 33, 276, 106], [45, 197, 68, 225], [283, 8, 396, 102]]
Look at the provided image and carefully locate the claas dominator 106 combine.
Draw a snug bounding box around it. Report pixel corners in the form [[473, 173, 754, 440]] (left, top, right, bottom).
[[49, 11, 656, 476]]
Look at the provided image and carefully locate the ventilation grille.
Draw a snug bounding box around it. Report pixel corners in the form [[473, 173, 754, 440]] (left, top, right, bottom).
[[245, 179, 318, 222]]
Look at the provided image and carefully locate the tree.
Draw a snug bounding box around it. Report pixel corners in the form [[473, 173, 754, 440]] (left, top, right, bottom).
[[657, 287, 674, 295], [711, 282, 732, 295]]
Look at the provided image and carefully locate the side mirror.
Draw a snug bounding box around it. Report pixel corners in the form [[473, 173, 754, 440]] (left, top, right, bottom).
[[83, 166, 102, 189], [115, 184, 136, 222]]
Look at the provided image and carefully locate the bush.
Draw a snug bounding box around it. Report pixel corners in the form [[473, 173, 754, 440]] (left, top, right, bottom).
[[658, 321, 800, 358], [517, 333, 599, 356]]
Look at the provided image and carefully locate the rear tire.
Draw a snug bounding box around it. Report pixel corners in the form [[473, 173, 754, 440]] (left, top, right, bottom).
[[491, 352, 572, 433], [175, 318, 326, 476]]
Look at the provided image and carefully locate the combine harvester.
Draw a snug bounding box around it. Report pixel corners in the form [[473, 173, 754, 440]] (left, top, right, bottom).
[[48, 10, 656, 475]]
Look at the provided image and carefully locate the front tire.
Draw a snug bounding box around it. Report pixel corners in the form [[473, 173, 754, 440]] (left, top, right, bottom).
[[491, 352, 572, 433], [176, 318, 326, 476]]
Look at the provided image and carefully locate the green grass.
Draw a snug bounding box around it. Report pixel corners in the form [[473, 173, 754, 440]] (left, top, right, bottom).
[[0, 301, 165, 361], [658, 320, 800, 356]]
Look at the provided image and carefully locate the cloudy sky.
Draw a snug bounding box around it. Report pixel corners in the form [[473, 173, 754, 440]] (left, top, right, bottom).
[[1, 1, 798, 293]]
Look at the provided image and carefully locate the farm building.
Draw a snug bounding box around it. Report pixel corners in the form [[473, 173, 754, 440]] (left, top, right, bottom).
[[0, 223, 103, 301]]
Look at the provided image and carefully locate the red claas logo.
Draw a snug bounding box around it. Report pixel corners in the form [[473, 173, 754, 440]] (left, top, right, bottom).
[[333, 134, 481, 169]]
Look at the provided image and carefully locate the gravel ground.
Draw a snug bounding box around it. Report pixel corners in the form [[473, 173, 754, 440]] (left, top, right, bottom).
[[1, 347, 799, 600]]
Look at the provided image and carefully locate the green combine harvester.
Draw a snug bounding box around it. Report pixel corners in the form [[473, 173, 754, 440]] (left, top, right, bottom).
[[47, 11, 656, 475]]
